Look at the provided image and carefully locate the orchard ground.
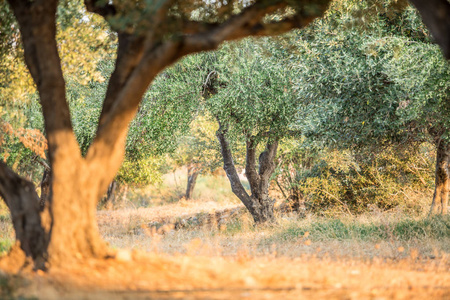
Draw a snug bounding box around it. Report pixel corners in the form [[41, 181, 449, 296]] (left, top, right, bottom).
[[0, 169, 449, 299]]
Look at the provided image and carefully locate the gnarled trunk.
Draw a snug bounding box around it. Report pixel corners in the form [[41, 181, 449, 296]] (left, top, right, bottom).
[[185, 165, 200, 200], [430, 139, 450, 215], [216, 124, 277, 224]]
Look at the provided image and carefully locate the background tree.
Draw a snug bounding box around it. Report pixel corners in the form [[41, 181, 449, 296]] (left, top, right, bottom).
[[291, 0, 449, 213], [0, 0, 332, 269], [193, 40, 301, 223], [171, 115, 222, 200]]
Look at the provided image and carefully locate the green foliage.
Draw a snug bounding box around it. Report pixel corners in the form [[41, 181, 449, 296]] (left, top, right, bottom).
[[290, 144, 434, 214], [292, 1, 450, 147], [270, 0, 448, 214], [0, 238, 12, 253], [125, 55, 204, 159], [205, 39, 299, 143], [171, 114, 221, 174], [277, 214, 450, 242], [116, 155, 167, 186]]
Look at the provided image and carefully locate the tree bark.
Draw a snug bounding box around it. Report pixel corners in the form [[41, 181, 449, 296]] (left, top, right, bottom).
[[216, 123, 277, 223], [0, 162, 48, 269], [185, 165, 200, 200], [430, 139, 450, 215]]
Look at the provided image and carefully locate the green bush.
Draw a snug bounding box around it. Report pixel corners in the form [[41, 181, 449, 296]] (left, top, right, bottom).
[[116, 156, 168, 186], [281, 144, 434, 215]]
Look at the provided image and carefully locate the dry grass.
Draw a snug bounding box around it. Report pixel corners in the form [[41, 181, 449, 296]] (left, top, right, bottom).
[[97, 201, 450, 260], [0, 172, 449, 299]]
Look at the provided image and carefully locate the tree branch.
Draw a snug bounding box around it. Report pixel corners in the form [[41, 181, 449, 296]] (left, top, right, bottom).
[[97, 33, 146, 128], [181, 0, 332, 53]]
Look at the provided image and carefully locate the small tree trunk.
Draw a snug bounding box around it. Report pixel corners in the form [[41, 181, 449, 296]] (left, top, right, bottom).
[[430, 139, 450, 215], [185, 165, 200, 200], [100, 180, 117, 208], [287, 184, 305, 213], [40, 168, 51, 209], [248, 139, 278, 223]]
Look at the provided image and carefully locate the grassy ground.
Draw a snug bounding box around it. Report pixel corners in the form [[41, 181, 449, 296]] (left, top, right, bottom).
[[0, 170, 449, 299], [95, 169, 449, 261]]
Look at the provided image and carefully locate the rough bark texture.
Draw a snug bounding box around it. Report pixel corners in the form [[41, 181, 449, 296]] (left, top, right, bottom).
[[185, 165, 201, 200], [409, 0, 450, 59], [430, 139, 450, 215], [0, 162, 48, 268], [216, 124, 278, 223]]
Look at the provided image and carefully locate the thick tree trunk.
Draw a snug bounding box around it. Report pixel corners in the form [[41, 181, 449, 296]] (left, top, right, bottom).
[[430, 139, 450, 215], [216, 124, 277, 224], [0, 162, 48, 269], [46, 161, 110, 265], [185, 165, 200, 200], [6, 0, 110, 267]]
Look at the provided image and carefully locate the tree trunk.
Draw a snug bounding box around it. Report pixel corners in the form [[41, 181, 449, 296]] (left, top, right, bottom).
[[287, 184, 305, 213], [100, 180, 117, 208], [430, 139, 450, 215], [40, 167, 51, 209], [0, 162, 48, 269], [216, 124, 277, 224], [46, 160, 110, 265], [185, 165, 200, 200]]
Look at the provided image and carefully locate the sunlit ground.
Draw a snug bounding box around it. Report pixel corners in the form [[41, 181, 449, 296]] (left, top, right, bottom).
[[0, 169, 449, 299]]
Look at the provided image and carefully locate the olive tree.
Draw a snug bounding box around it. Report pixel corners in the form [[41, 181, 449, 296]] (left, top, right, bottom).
[[198, 41, 301, 223], [0, 0, 332, 269], [293, 1, 450, 214]]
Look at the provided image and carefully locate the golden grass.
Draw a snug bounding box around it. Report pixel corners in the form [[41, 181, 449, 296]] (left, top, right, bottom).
[[0, 172, 449, 299]]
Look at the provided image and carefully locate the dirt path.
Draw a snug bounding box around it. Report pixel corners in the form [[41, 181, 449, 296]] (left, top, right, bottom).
[[1, 202, 449, 299], [1, 250, 449, 299]]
